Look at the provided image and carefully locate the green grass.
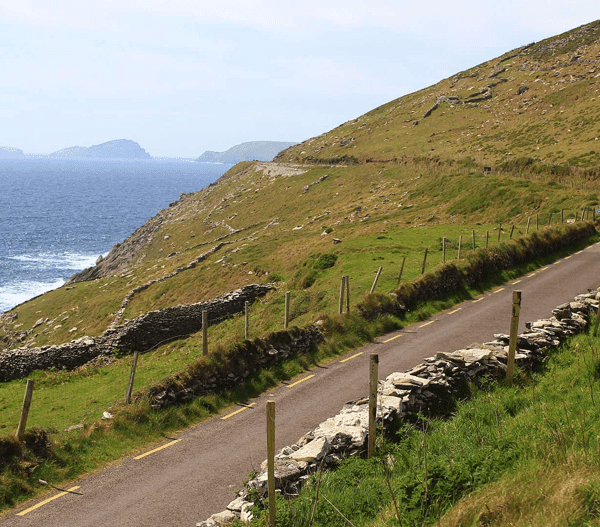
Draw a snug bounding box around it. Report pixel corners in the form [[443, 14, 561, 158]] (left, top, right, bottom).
[[245, 322, 600, 527]]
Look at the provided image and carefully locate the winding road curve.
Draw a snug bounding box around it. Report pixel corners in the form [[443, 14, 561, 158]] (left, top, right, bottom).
[[2, 242, 600, 526]]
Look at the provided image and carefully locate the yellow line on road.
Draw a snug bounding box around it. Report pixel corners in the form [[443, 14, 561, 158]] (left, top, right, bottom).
[[383, 334, 403, 343], [16, 487, 81, 516], [340, 351, 364, 362], [565, 255, 572, 259], [527, 272, 536, 277], [287, 375, 315, 389], [221, 402, 256, 421], [494, 288, 505, 294], [134, 439, 181, 460], [540, 266, 549, 271], [448, 308, 462, 315], [575, 250, 583, 255], [473, 298, 484, 303], [512, 280, 522, 285], [419, 320, 435, 328]]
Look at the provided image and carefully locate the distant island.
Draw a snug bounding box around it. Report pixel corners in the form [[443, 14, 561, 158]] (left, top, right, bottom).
[[0, 146, 25, 159], [49, 139, 151, 159], [196, 141, 297, 164]]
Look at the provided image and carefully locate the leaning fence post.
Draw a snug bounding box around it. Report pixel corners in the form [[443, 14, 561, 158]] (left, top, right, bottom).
[[266, 401, 276, 527], [498, 223, 502, 242], [472, 229, 476, 250], [16, 380, 34, 441], [506, 291, 522, 385], [202, 310, 208, 355], [368, 354, 379, 459], [397, 257, 406, 285], [370, 266, 383, 295], [284, 291, 290, 329], [421, 248, 428, 275], [125, 350, 139, 405], [510, 225, 515, 239], [526, 216, 531, 234], [244, 301, 250, 340], [457, 235, 462, 260]]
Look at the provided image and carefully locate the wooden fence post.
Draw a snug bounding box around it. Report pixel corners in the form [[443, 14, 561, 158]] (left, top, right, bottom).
[[244, 301, 249, 340], [202, 310, 208, 355], [125, 350, 139, 405], [457, 235, 462, 260], [266, 401, 276, 527], [526, 216, 531, 234], [368, 354, 379, 459], [486, 230, 489, 248], [370, 266, 383, 295], [284, 291, 290, 329], [510, 225, 515, 239], [561, 209, 564, 223], [547, 212, 552, 226], [339, 276, 345, 314], [421, 248, 428, 275], [506, 291, 522, 385], [472, 229, 476, 250], [345, 275, 350, 314], [536, 214, 539, 230], [397, 257, 406, 285], [498, 223, 502, 242], [442, 237, 446, 264], [16, 380, 34, 441], [593, 308, 600, 337]]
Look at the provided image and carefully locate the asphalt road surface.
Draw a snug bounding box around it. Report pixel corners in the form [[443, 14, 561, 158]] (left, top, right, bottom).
[[3, 242, 600, 526]]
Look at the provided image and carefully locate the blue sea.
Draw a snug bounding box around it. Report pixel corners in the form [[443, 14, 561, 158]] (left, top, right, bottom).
[[0, 158, 232, 312]]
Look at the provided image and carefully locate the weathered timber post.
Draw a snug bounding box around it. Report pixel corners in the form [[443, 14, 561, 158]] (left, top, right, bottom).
[[125, 350, 139, 405], [457, 235, 462, 260], [339, 276, 345, 315], [472, 229, 476, 251], [370, 266, 383, 295], [498, 223, 502, 242], [536, 214, 539, 230], [548, 212, 552, 226], [442, 238, 446, 264], [421, 248, 428, 275], [266, 401, 276, 527], [581, 208, 586, 221], [202, 310, 208, 355], [506, 291, 522, 385], [593, 308, 600, 337], [244, 301, 249, 340], [345, 275, 350, 314], [561, 209, 564, 223], [526, 216, 531, 234], [16, 380, 34, 441], [486, 230, 489, 248], [284, 291, 290, 329], [510, 225, 515, 239], [397, 257, 406, 285], [368, 354, 379, 459]]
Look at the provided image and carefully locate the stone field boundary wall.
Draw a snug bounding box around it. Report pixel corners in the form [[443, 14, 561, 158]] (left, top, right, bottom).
[[198, 290, 600, 526], [0, 284, 274, 382]]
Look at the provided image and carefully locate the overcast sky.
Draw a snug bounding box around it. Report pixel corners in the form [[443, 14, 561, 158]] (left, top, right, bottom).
[[0, 1, 597, 157]]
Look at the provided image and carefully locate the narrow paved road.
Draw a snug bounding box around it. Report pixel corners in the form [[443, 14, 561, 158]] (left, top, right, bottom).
[[3, 243, 600, 526]]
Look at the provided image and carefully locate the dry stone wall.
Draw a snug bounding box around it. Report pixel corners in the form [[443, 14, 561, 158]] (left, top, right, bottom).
[[0, 284, 273, 382], [198, 290, 600, 527]]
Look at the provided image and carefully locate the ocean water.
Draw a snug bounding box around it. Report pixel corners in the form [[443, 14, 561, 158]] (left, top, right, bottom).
[[0, 158, 232, 312]]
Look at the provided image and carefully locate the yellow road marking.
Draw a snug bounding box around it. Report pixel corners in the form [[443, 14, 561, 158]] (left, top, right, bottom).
[[575, 250, 583, 255], [565, 255, 572, 259], [287, 374, 315, 389], [512, 280, 522, 285], [448, 308, 462, 315], [16, 487, 81, 516], [383, 334, 403, 343], [134, 439, 181, 460], [419, 320, 435, 328], [494, 288, 505, 294], [473, 297, 484, 303], [527, 272, 536, 277], [540, 266, 549, 271], [340, 351, 364, 363], [221, 402, 256, 420]]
